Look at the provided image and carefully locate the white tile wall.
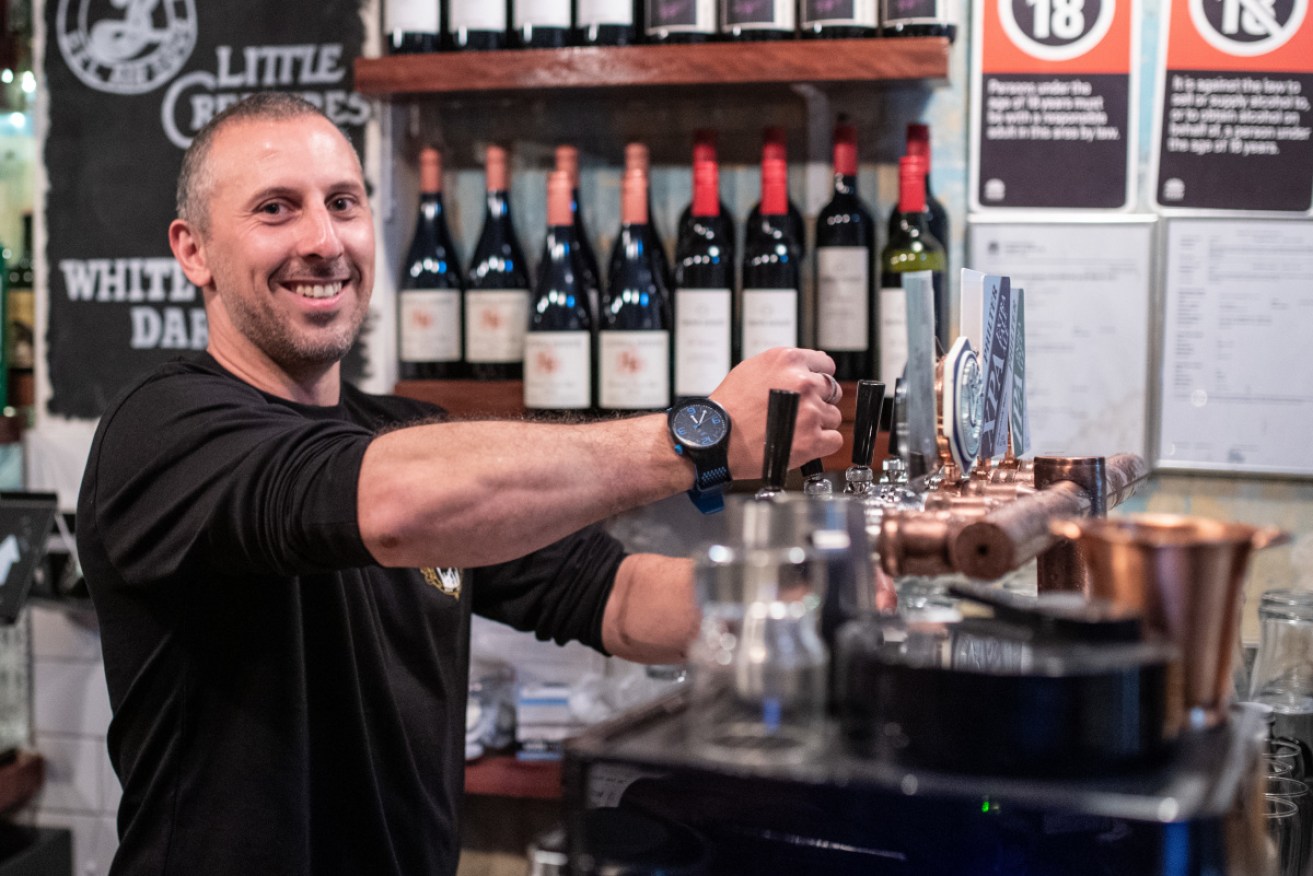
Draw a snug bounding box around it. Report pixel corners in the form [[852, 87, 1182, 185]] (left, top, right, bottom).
[[29, 605, 118, 876]]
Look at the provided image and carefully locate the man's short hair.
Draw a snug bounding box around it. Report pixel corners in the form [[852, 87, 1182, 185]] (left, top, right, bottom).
[[175, 93, 339, 236]]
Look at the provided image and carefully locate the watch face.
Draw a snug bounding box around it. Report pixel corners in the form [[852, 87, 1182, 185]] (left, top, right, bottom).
[[671, 402, 729, 449]]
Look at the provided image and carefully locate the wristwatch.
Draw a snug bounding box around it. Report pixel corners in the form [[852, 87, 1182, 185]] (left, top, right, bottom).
[[667, 398, 732, 514]]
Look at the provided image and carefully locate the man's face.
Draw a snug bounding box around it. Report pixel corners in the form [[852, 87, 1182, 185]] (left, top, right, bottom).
[[194, 115, 374, 376]]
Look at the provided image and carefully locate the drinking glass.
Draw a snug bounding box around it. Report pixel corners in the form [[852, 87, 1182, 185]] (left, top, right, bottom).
[[1267, 797, 1301, 876], [1266, 775, 1312, 876], [1251, 591, 1313, 790]]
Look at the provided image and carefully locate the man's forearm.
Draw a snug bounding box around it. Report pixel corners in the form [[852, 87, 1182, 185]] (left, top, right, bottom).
[[359, 414, 690, 568], [602, 554, 698, 664]]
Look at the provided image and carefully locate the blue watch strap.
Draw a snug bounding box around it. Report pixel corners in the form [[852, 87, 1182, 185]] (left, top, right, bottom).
[[688, 462, 730, 514]]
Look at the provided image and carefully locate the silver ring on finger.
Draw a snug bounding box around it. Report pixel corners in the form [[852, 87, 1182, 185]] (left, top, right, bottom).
[[822, 373, 841, 405]]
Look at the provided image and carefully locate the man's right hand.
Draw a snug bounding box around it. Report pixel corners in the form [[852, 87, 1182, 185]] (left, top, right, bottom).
[[709, 347, 845, 480]]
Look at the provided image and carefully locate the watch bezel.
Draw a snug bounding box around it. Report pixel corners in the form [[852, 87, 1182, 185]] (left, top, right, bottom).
[[667, 398, 731, 452]]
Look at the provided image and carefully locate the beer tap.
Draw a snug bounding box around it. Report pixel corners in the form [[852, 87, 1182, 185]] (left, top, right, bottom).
[[756, 389, 800, 501], [844, 380, 884, 497]]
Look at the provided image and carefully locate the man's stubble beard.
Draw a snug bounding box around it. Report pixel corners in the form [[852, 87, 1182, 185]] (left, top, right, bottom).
[[215, 261, 369, 379]]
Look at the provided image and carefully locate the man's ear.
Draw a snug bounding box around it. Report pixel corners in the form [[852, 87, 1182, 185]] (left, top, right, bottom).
[[169, 219, 213, 289]]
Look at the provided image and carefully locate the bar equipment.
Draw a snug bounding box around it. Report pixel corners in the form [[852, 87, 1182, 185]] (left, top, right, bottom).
[[559, 264, 1274, 875]]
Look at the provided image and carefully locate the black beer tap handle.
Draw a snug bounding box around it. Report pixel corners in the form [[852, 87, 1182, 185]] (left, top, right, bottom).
[[852, 380, 885, 468], [761, 389, 801, 493]]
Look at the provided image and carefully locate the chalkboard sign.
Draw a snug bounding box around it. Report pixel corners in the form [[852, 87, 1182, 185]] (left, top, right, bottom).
[[43, 0, 370, 418]]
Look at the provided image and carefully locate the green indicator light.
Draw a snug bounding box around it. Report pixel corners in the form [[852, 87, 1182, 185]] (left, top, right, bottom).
[[981, 799, 990, 813]]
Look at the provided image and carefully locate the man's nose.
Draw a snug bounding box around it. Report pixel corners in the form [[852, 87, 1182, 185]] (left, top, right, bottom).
[[297, 203, 345, 260]]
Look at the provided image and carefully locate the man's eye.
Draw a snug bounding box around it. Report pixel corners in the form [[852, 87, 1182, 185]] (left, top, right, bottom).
[[330, 197, 355, 211], [259, 203, 284, 215]]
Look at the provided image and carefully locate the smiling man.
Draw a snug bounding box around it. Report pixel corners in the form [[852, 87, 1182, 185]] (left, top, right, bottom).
[[77, 93, 843, 876]]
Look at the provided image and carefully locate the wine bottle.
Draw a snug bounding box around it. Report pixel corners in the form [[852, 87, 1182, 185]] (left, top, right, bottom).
[[449, 0, 508, 49], [514, 0, 572, 47], [745, 127, 806, 262], [576, 0, 639, 45], [399, 148, 465, 381], [722, 0, 796, 39], [673, 143, 735, 398], [740, 153, 801, 361], [6, 212, 34, 407], [881, 0, 957, 41], [611, 142, 672, 292], [801, 0, 878, 37], [466, 145, 531, 380], [888, 125, 949, 261], [878, 155, 945, 385], [647, 0, 718, 42], [905, 122, 950, 342], [815, 122, 875, 381], [598, 171, 672, 413], [553, 145, 602, 321], [675, 130, 733, 256], [524, 171, 595, 414], [384, 0, 441, 53]]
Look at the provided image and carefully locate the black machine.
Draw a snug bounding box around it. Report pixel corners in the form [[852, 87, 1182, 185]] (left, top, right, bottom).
[[562, 691, 1267, 876]]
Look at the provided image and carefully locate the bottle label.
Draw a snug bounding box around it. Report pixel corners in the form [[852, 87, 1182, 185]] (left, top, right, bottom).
[[450, 0, 508, 30], [386, 0, 440, 32], [723, 0, 795, 27], [802, 0, 877, 26], [648, 0, 717, 32], [674, 288, 732, 397], [880, 0, 955, 26], [524, 331, 592, 409], [515, 0, 572, 28], [578, 0, 634, 26], [816, 247, 870, 352], [400, 289, 461, 363], [879, 286, 909, 384], [466, 289, 529, 363], [599, 331, 670, 409], [741, 289, 798, 360]]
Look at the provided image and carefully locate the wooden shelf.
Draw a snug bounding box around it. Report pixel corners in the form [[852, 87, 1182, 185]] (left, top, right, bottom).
[[394, 378, 882, 472], [465, 754, 562, 800], [355, 38, 949, 96]]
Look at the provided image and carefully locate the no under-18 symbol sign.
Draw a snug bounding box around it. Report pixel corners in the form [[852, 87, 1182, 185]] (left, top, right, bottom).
[[999, 0, 1116, 60], [1189, 0, 1306, 55]]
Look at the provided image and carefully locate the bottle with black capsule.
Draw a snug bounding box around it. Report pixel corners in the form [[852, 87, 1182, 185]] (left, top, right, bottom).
[[722, 0, 796, 39], [449, 0, 508, 49], [815, 121, 876, 381], [745, 128, 806, 263], [881, 0, 957, 41], [466, 145, 531, 380], [801, 0, 877, 37], [514, 0, 572, 47], [384, 0, 441, 53], [647, 0, 718, 41], [597, 170, 672, 414], [524, 171, 596, 416], [740, 151, 801, 362], [673, 134, 735, 399], [576, 0, 640, 44], [399, 147, 464, 380]]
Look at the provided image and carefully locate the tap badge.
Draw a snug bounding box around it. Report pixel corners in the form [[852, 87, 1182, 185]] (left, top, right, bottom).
[[57, 0, 198, 95]]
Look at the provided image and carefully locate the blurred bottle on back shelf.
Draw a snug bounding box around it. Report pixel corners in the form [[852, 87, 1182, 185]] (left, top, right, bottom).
[[384, 0, 441, 53], [398, 148, 464, 381], [647, 0, 718, 42], [597, 170, 672, 414], [801, 0, 878, 37], [466, 145, 531, 380], [525, 170, 597, 416], [673, 130, 735, 398], [815, 121, 875, 381]]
